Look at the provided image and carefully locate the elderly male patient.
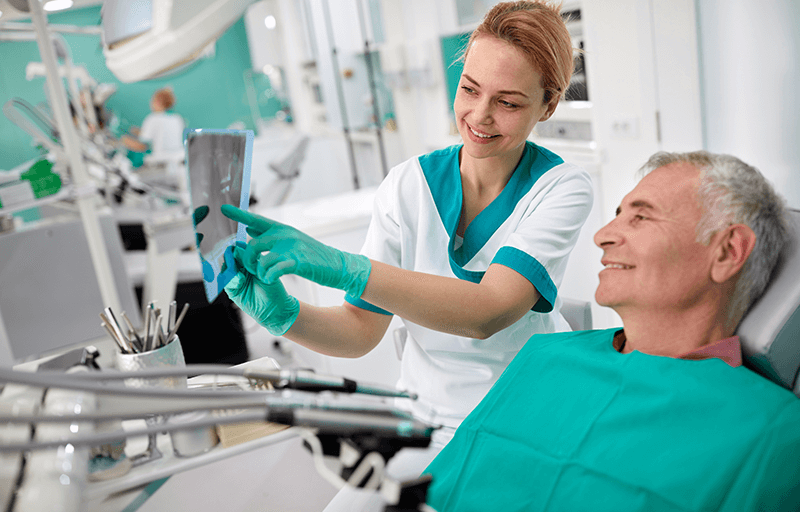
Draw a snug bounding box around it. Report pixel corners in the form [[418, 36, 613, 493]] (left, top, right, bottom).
[[423, 151, 800, 512]]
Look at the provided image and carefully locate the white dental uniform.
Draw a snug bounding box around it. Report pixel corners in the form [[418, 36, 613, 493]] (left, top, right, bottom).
[[325, 141, 593, 512], [138, 110, 185, 161], [349, 140, 593, 428]]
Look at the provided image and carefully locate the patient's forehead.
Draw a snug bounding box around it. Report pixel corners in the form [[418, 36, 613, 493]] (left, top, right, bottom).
[[622, 163, 702, 220]]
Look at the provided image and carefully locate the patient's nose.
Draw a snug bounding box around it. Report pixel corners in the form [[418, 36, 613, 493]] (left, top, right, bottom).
[[594, 217, 621, 249]]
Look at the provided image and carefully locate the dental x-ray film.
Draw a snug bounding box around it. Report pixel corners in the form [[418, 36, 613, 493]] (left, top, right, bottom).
[[186, 129, 253, 303]]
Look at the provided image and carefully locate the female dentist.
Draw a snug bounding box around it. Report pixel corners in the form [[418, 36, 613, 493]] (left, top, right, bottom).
[[222, 0, 593, 503]]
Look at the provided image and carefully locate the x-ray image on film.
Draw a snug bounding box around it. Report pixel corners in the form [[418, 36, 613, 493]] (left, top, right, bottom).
[[186, 129, 253, 303]]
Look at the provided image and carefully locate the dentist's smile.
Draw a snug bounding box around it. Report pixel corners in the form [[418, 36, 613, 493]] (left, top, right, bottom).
[[466, 123, 500, 144]]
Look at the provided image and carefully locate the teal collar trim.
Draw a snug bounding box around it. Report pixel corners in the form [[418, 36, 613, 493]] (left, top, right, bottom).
[[420, 142, 563, 284], [419, 145, 463, 235]]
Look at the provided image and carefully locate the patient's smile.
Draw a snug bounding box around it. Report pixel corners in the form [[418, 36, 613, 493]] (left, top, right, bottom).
[[603, 262, 633, 270]]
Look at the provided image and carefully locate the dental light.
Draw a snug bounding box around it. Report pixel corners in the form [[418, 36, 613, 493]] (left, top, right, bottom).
[[43, 0, 72, 12], [101, 0, 254, 83]]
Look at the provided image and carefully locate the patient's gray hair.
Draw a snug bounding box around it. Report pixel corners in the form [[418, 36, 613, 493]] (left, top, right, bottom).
[[638, 151, 789, 325]]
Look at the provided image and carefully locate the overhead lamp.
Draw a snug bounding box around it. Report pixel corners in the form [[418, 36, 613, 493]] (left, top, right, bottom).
[[44, 0, 74, 12], [264, 15, 276, 30], [102, 0, 253, 83]]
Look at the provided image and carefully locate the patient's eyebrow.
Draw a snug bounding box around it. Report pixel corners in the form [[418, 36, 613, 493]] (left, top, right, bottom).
[[631, 200, 656, 210], [616, 200, 657, 216]]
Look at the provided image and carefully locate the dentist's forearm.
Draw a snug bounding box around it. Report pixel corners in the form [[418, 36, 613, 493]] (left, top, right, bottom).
[[360, 260, 539, 339], [282, 301, 392, 358]]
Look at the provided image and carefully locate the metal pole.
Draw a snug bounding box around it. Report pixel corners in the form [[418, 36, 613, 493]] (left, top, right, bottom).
[[322, 0, 360, 190], [0, 21, 104, 35], [355, 0, 388, 178], [243, 69, 263, 132], [27, 0, 123, 314]]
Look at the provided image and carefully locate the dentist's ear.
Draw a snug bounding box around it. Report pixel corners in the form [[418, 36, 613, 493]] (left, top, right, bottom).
[[710, 224, 756, 284], [539, 99, 559, 122]]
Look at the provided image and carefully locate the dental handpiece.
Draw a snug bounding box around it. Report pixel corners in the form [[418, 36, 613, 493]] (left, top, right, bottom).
[[244, 369, 418, 400]]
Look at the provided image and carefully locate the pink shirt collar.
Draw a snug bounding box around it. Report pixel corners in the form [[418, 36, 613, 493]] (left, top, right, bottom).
[[614, 331, 743, 368], [676, 335, 742, 367]]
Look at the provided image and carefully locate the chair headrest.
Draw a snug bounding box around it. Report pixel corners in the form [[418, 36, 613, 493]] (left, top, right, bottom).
[[737, 208, 800, 397]]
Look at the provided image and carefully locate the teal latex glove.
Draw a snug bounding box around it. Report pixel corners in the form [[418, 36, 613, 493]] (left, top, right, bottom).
[[224, 248, 300, 336], [220, 205, 372, 298]]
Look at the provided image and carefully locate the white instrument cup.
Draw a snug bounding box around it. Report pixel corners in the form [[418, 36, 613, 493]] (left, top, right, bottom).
[[167, 411, 220, 457]]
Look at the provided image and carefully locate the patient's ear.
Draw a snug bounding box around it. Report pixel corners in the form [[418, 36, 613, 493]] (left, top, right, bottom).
[[710, 224, 756, 283]]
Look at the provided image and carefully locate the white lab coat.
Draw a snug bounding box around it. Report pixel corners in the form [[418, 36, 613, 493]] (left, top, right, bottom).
[[139, 111, 185, 162]]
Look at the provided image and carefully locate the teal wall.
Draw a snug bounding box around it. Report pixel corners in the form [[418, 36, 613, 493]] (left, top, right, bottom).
[[440, 32, 470, 117], [0, 5, 260, 171]]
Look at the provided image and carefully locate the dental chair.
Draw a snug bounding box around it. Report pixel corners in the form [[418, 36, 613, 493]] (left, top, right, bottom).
[[560, 298, 593, 332], [737, 208, 800, 397]]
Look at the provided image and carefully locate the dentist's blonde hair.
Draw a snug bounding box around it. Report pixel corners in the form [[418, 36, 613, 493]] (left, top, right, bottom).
[[464, 1, 574, 108]]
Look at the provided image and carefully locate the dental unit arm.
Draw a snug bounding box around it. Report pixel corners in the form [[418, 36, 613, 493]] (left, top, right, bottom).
[[101, 0, 255, 83], [0, 353, 437, 512]]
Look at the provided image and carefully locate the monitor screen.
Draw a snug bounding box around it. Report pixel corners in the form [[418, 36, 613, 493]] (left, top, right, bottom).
[[185, 129, 253, 303], [0, 214, 142, 364]]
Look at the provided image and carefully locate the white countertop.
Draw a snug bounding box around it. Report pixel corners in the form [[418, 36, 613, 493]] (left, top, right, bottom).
[[252, 186, 376, 238]]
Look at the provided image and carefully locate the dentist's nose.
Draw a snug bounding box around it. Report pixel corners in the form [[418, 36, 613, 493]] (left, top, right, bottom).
[[473, 98, 494, 125]]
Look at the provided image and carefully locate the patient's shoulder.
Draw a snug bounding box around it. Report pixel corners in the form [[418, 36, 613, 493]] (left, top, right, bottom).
[[727, 364, 800, 407]]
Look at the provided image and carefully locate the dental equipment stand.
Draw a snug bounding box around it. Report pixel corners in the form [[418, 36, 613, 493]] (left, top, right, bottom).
[[16, 0, 124, 316], [1, 346, 437, 512], [298, 428, 434, 512]]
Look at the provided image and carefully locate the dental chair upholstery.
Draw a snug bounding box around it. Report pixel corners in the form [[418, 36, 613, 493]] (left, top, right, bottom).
[[737, 208, 800, 397], [560, 298, 593, 332]]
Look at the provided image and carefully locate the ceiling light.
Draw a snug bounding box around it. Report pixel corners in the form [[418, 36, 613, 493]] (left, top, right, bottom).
[[44, 0, 74, 12], [264, 15, 276, 30]]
